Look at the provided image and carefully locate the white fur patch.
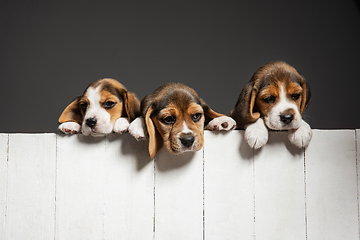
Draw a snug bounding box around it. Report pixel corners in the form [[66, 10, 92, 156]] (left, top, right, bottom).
[[128, 117, 147, 140], [288, 120, 312, 148], [113, 117, 130, 134], [81, 86, 113, 136], [181, 122, 193, 134], [58, 122, 81, 134], [205, 116, 236, 131], [245, 118, 268, 149]]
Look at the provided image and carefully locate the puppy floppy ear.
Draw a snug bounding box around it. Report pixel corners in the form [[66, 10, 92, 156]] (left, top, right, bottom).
[[300, 77, 311, 114], [121, 91, 141, 121], [107, 79, 140, 121], [144, 105, 163, 159], [58, 97, 82, 124], [230, 80, 261, 129], [199, 98, 224, 125]]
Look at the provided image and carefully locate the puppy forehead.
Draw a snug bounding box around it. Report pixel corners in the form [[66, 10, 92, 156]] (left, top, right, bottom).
[[259, 70, 302, 92], [82, 83, 122, 103], [154, 90, 201, 115]]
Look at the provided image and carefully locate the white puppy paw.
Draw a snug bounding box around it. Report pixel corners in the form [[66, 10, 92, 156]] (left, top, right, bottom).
[[288, 120, 312, 148], [113, 117, 130, 134], [128, 117, 147, 140], [245, 118, 268, 149], [58, 122, 81, 134], [205, 116, 236, 131]]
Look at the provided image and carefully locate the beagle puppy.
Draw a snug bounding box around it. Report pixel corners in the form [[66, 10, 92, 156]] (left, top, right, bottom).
[[129, 82, 236, 158], [58, 78, 140, 136], [231, 61, 312, 149]]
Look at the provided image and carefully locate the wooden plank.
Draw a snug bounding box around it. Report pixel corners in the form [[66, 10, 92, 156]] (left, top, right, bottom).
[[154, 144, 203, 239], [203, 130, 255, 239], [56, 134, 107, 240], [0, 134, 8, 239], [103, 134, 154, 239], [254, 131, 306, 239], [306, 130, 358, 240], [357, 129, 360, 238], [6, 134, 56, 240]]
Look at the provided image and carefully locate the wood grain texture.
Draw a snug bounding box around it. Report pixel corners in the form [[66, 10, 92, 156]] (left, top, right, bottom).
[[306, 130, 358, 240], [6, 134, 56, 240], [154, 147, 203, 240], [254, 131, 306, 240], [0, 134, 8, 240], [0, 130, 359, 240], [204, 131, 255, 239]]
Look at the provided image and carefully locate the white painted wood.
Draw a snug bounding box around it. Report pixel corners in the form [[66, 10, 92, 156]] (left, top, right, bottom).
[[5, 134, 56, 240], [103, 134, 154, 239], [204, 130, 255, 239], [154, 145, 203, 239], [254, 131, 306, 240], [306, 130, 358, 240], [357, 129, 360, 238], [56, 134, 107, 240], [1, 130, 359, 239], [0, 134, 8, 240]]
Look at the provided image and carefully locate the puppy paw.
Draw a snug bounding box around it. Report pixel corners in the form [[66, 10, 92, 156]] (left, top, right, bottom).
[[245, 118, 268, 149], [205, 116, 236, 131], [113, 117, 130, 134], [128, 117, 147, 140], [58, 122, 81, 134], [288, 121, 312, 148]]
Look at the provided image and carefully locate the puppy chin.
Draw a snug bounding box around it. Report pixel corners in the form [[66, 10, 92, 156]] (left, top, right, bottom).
[[168, 140, 202, 155], [81, 124, 113, 137], [264, 115, 302, 131]]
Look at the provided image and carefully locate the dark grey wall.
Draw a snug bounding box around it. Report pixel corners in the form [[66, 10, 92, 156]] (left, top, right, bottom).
[[1, 0, 359, 132]]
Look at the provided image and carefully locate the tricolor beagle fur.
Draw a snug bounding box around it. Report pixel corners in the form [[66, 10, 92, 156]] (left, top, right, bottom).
[[58, 78, 140, 136], [129, 83, 236, 158], [231, 61, 312, 149]]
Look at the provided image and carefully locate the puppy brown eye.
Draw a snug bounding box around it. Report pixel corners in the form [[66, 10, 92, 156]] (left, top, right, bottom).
[[163, 116, 176, 125], [263, 96, 276, 103], [103, 101, 116, 109], [291, 94, 300, 101], [192, 113, 202, 122], [80, 103, 88, 112]]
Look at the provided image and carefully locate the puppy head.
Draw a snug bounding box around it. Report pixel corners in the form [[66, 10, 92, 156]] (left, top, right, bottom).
[[142, 83, 222, 158], [231, 61, 311, 130], [58, 78, 140, 136]]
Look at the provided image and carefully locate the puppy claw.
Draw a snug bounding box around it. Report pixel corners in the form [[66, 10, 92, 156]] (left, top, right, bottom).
[[245, 118, 268, 149], [113, 117, 130, 134], [129, 117, 147, 140], [58, 122, 81, 134], [288, 121, 312, 148], [206, 116, 236, 131]]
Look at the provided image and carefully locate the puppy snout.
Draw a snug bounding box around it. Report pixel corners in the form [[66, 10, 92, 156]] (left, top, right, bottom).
[[180, 135, 195, 148], [280, 109, 295, 124], [86, 118, 97, 128]]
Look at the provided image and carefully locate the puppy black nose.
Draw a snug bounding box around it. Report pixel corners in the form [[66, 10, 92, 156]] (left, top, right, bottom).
[[86, 118, 97, 128], [180, 135, 195, 147], [280, 114, 294, 124]]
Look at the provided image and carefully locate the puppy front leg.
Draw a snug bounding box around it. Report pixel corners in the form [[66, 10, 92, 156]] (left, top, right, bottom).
[[205, 116, 237, 131], [288, 120, 312, 148], [113, 117, 130, 134], [245, 118, 268, 149], [128, 117, 147, 140]]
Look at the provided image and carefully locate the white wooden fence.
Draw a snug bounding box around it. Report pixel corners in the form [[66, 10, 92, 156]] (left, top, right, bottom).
[[0, 130, 359, 240]]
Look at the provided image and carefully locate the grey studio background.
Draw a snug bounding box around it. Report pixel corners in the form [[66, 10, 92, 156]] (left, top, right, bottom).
[[0, 0, 359, 133]]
